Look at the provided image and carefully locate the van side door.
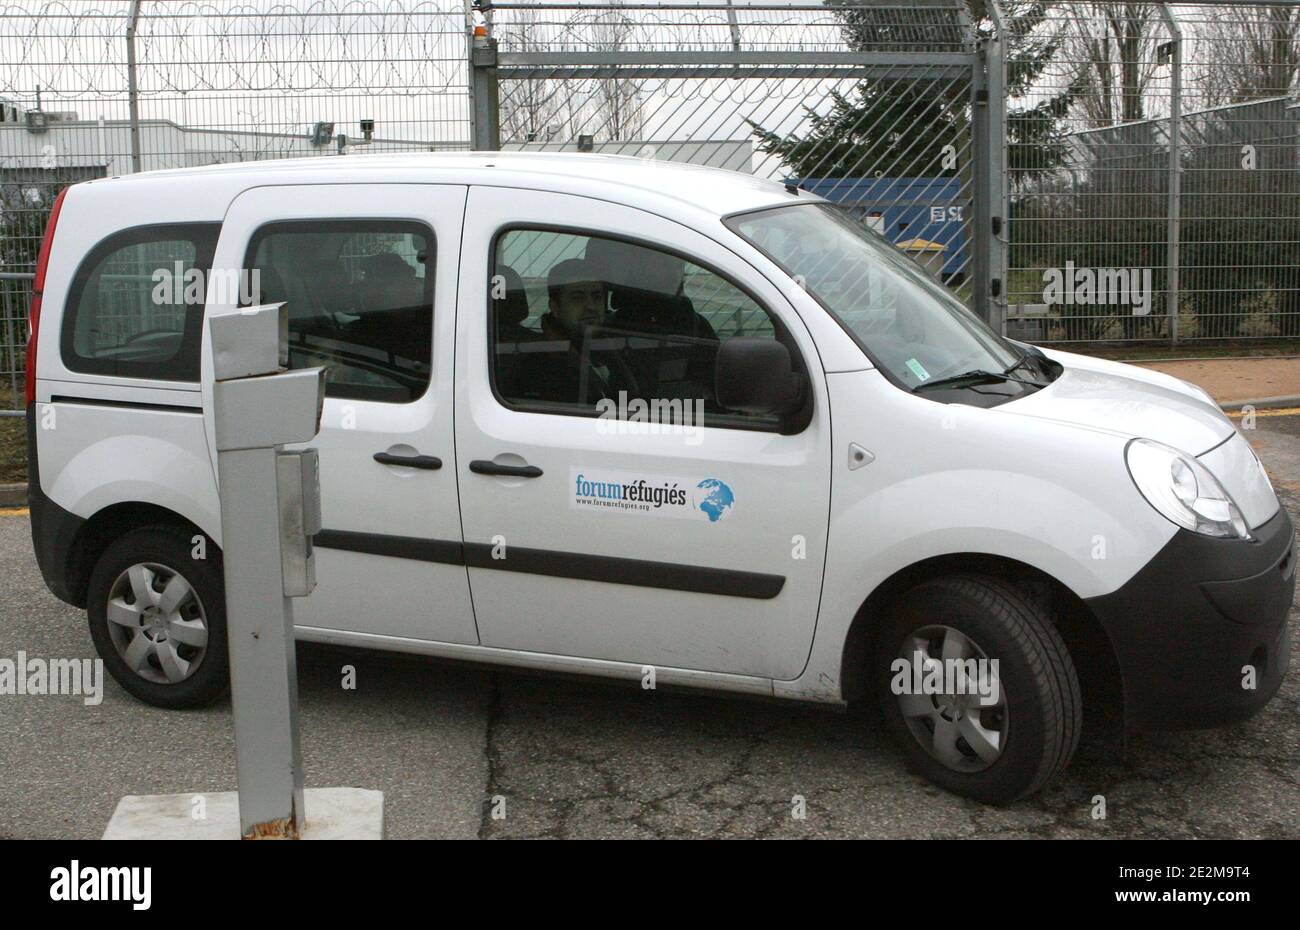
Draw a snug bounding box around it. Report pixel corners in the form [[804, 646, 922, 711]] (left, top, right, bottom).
[[204, 184, 478, 645], [453, 185, 831, 680]]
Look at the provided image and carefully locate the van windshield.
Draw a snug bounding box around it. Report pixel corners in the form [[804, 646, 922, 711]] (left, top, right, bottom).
[[725, 202, 1025, 394]]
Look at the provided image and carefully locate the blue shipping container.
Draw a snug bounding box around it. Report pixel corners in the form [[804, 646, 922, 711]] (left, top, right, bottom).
[[793, 177, 968, 282]]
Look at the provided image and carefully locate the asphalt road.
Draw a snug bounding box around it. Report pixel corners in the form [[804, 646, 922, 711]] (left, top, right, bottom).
[[2, 418, 1298, 839]]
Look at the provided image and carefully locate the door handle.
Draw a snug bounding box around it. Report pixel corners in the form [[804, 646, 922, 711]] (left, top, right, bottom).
[[469, 459, 543, 478], [373, 452, 442, 470]]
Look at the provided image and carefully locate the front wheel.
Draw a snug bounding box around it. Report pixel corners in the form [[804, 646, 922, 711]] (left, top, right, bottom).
[[874, 574, 1081, 804], [87, 525, 229, 708]]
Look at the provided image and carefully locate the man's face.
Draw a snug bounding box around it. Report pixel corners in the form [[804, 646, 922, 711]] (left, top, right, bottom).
[[550, 280, 607, 328]]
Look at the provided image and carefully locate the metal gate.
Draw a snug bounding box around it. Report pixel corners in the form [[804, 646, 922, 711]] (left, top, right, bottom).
[[471, 0, 1007, 326]]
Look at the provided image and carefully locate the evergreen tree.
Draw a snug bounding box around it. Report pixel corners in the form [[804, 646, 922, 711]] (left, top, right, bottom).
[[750, 1, 1076, 185]]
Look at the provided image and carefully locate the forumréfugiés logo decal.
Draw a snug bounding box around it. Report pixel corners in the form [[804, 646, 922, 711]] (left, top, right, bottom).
[[572, 468, 735, 522]]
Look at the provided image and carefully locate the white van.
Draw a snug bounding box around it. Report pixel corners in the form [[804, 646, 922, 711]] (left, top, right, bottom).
[[25, 153, 1292, 803]]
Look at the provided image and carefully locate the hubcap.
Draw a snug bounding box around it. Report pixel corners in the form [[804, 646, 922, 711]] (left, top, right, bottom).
[[895, 625, 1007, 773], [106, 562, 209, 685]]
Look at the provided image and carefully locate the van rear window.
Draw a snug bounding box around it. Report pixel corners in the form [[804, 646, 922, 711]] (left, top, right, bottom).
[[61, 223, 219, 382]]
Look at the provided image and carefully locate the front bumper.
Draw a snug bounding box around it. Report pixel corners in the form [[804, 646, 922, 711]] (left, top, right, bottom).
[[1086, 505, 1295, 731]]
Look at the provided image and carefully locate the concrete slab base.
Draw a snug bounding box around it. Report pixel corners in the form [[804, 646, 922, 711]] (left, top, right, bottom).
[[103, 787, 384, 839]]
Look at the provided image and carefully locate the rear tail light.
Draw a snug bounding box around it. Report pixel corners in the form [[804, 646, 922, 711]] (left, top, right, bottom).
[[24, 186, 68, 406]]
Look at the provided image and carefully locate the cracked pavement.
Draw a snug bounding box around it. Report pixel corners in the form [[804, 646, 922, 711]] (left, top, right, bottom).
[[1, 417, 1298, 839]]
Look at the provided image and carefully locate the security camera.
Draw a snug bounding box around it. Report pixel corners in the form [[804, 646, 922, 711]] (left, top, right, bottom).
[[310, 121, 335, 147]]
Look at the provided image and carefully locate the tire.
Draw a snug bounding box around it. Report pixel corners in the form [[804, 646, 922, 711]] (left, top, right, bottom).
[[874, 574, 1081, 805], [87, 524, 229, 709]]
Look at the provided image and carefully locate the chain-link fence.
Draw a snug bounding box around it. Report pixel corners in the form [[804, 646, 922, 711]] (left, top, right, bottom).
[[1007, 0, 1300, 344], [1, 0, 473, 414], [5, 1, 1300, 416]]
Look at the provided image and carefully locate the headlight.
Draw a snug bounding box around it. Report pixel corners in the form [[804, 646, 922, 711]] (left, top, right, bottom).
[[1125, 438, 1250, 539]]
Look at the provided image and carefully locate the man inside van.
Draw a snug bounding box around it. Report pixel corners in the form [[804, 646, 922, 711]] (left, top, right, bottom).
[[517, 258, 636, 406]]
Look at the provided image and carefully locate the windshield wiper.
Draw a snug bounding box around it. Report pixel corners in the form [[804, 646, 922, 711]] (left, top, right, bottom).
[[913, 368, 1047, 393], [1003, 347, 1048, 381]]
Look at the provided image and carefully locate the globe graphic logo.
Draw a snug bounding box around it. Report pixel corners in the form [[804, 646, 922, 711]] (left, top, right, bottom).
[[693, 478, 735, 523]]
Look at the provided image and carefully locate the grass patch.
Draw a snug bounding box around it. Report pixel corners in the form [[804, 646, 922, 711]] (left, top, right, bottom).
[[0, 416, 25, 485], [0, 388, 25, 485]]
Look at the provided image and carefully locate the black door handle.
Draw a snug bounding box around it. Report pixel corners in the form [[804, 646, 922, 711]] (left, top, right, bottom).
[[373, 452, 442, 470], [469, 460, 543, 478]]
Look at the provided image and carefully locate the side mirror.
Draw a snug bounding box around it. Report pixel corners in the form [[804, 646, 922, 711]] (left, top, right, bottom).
[[715, 337, 805, 417]]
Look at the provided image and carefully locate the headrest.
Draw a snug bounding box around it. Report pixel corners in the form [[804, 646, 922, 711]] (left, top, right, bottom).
[[493, 263, 530, 328], [362, 252, 415, 279], [583, 237, 684, 296]]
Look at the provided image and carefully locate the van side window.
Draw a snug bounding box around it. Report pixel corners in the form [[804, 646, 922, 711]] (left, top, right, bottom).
[[490, 228, 783, 429], [243, 220, 434, 404], [61, 224, 219, 381]]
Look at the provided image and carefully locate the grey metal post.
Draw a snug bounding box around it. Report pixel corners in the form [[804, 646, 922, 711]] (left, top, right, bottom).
[[1159, 3, 1183, 346], [1, 272, 35, 418], [217, 444, 306, 837], [724, 0, 742, 52], [125, 0, 143, 174], [971, 2, 1007, 332], [470, 3, 500, 151], [210, 303, 323, 839], [2, 290, 16, 404]]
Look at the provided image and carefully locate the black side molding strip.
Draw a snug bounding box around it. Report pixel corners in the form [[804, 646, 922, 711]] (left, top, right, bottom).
[[49, 394, 201, 413], [314, 529, 463, 566], [462, 542, 785, 599], [313, 529, 785, 600]]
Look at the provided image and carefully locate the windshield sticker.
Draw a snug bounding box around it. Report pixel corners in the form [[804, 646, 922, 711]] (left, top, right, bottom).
[[905, 357, 931, 382], [572, 468, 735, 522]]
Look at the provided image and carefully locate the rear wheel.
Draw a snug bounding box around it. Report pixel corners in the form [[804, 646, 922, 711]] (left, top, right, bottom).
[[874, 574, 1081, 804], [87, 525, 229, 708]]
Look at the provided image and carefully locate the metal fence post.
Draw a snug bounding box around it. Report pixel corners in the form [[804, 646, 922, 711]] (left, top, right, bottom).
[[125, 0, 143, 173], [972, 2, 1007, 332], [0, 273, 35, 417], [1159, 3, 1183, 346], [470, 2, 500, 151]]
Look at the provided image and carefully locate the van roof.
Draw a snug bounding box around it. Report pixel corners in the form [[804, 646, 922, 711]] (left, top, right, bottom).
[[84, 150, 807, 218]]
